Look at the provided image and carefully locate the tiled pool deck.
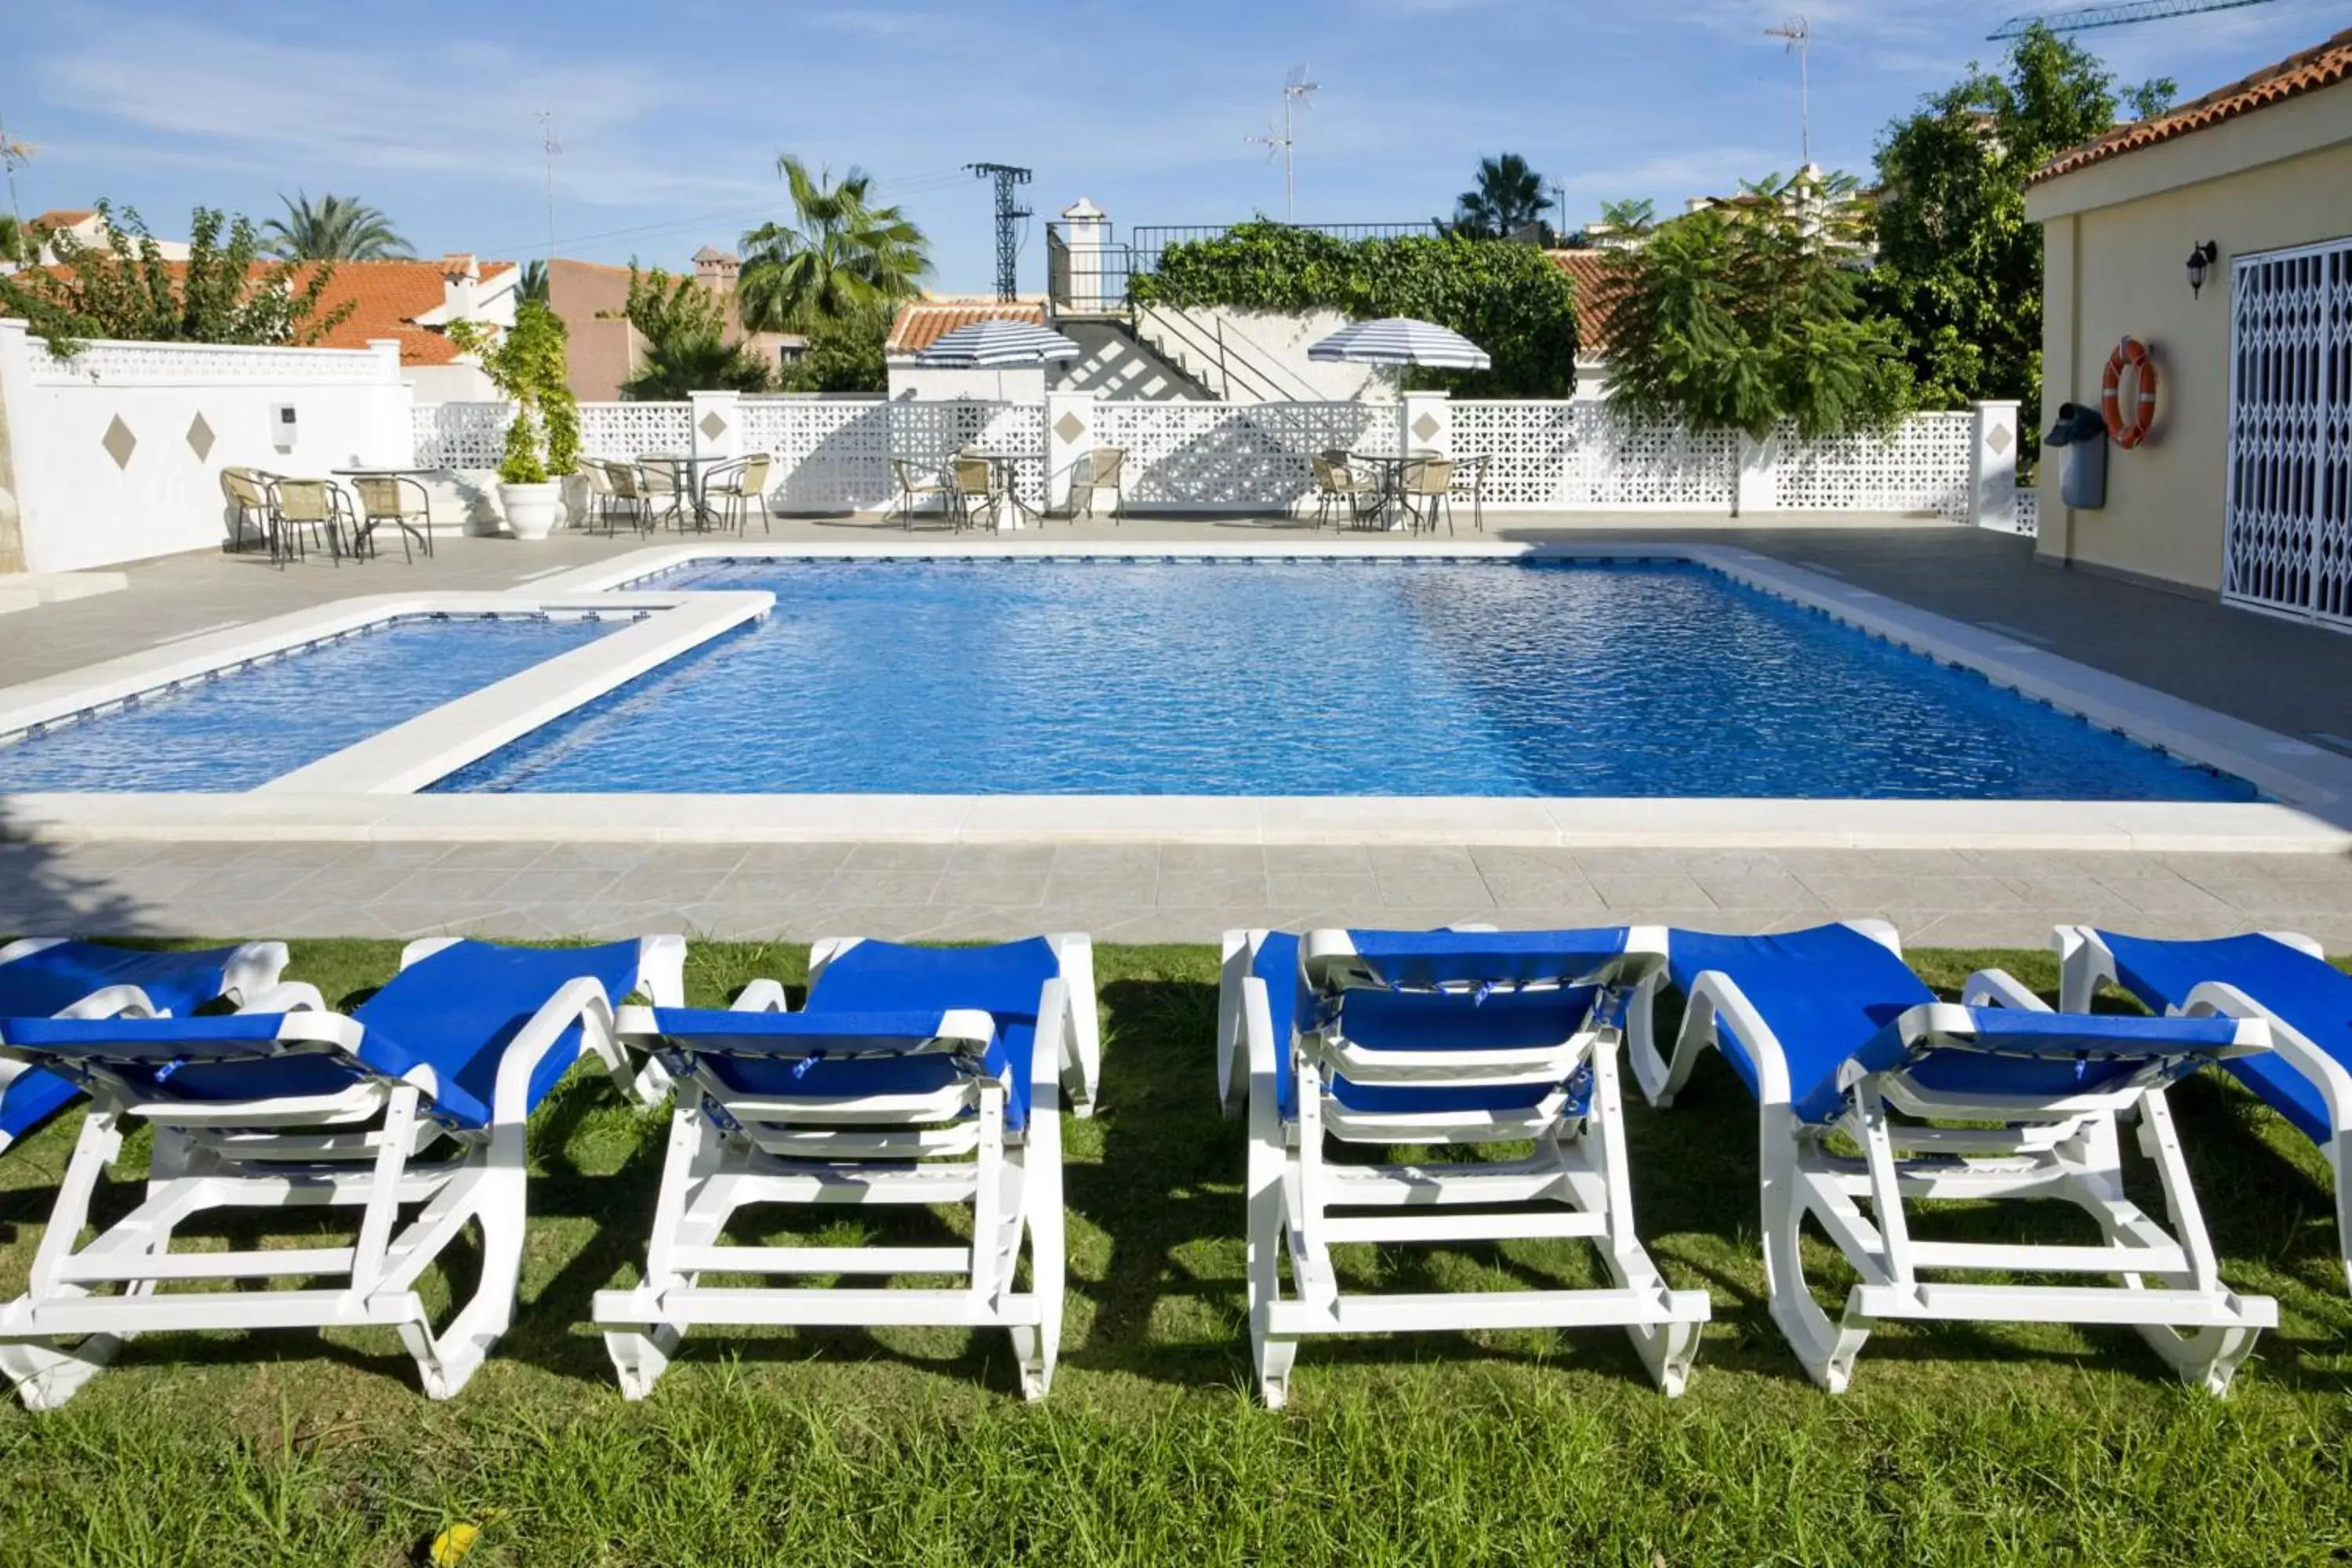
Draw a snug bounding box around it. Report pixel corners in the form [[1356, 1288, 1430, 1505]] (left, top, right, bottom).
[[6, 513, 2352, 946]]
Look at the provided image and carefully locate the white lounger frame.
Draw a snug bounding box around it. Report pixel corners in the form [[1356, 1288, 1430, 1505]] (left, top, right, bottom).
[[1628, 919, 2276, 1395], [1218, 926, 1709, 1407], [594, 932, 1098, 1401], [0, 935, 684, 1410], [0, 939, 289, 1155], [2060, 924, 2352, 1294]]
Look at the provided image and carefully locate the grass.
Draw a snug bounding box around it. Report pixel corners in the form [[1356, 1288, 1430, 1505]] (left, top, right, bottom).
[[0, 938, 2347, 1566]]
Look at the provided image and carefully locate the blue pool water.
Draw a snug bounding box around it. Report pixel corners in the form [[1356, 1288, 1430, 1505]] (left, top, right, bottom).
[[435, 560, 2255, 800], [0, 615, 622, 793]]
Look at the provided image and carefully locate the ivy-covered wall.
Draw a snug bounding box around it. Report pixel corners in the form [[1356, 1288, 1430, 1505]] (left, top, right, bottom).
[[1130, 222, 1579, 398]]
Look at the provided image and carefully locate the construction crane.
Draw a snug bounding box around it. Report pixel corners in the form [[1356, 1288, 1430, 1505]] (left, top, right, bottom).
[[1988, 0, 2278, 41]]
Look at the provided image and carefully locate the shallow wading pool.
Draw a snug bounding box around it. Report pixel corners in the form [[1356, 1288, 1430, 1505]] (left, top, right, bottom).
[[408, 558, 2258, 801]]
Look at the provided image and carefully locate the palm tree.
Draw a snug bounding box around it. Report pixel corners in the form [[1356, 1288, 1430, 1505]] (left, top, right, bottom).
[[736, 156, 928, 334], [261, 191, 412, 260], [1450, 154, 1549, 240], [517, 259, 550, 307]]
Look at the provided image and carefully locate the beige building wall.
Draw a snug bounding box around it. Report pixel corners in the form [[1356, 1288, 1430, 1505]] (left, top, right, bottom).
[[2030, 82, 2352, 595]]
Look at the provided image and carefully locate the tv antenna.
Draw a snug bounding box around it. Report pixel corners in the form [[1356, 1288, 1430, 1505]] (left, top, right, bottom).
[[536, 109, 562, 262], [1764, 17, 1812, 167], [1246, 66, 1319, 222], [0, 110, 33, 228], [967, 162, 1033, 301]]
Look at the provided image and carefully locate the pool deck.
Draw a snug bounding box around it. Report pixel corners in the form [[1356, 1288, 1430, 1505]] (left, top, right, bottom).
[[6, 513, 2352, 946]]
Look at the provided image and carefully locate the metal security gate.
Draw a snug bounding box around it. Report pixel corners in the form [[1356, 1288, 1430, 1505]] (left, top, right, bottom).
[[2226, 238, 2352, 623]]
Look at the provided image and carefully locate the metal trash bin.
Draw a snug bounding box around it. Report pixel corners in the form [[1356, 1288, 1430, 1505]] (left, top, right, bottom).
[[2045, 402, 2108, 510]]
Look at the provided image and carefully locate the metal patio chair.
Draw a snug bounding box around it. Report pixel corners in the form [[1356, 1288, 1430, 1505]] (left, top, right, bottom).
[[1309, 454, 1380, 530], [350, 474, 435, 562], [263, 477, 356, 567], [702, 452, 775, 535], [1399, 457, 1458, 535], [891, 459, 953, 530], [953, 454, 1004, 533], [219, 466, 275, 554], [635, 456, 688, 532], [1065, 447, 1127, 524]]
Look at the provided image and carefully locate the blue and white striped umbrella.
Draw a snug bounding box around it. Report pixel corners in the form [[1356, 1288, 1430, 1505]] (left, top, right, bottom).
[[916, 320, 1083, 368], [1307, 318, 1490, 370]]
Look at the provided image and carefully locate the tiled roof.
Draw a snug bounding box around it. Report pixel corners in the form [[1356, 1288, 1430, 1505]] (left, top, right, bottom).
[[28, 256, 515, 365], [1546, 249, 1623, 355], [2031, 26, 2352, 185], [28, 209, 96, 231], [289, 259, 515, 364], [887, 299, 1045, 354]]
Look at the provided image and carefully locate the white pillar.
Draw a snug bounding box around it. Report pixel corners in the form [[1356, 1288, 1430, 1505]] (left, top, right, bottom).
[[0, 319, 32, 572], [366, 339, 411, 468], [1969, 400, 2020, 532], [1045, 388, 1099, 514], [1400, 388, 1452, 456], [689, 390, 742, 466], [1059, 199, 1109, 314], [1733, 428, 1778, 517]]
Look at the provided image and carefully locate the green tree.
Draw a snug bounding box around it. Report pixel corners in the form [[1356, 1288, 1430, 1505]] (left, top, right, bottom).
[[738, 156, 928, 333], [1135, 222, 1579, 397], [1867, 23, 2174, 440], [517, 259, 550, 307], [617, 265, 774, 399], [1449, 154, 1549, 240], [0, 213, 25, 265], [452, 301, 577, 484], [261, 191, 412, 260], [1595, 198, 1657, 241], [1606, 169, 1911, 440], [0, 202, 354, 353], [779, 303, 889, 394]]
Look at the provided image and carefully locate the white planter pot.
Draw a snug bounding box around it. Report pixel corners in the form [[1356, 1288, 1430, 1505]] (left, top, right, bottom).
[[497, 481, 564, 541]]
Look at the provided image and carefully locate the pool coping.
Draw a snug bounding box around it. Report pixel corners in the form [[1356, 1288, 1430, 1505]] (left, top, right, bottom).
[[3, 540, 2349, 852]]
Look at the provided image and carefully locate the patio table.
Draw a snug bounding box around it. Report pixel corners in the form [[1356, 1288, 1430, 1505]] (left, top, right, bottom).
[[1345, 450, 1417, 531], [960, 450, 1042, 530], [639, 452, 716, 530]]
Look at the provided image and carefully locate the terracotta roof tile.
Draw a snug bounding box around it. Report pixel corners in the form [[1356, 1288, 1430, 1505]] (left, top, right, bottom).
[[1545, 249, 1623, 355], [2031, 26, 2352, 185], [28, 209, 96, 231], [887, 299, 1045, 354]]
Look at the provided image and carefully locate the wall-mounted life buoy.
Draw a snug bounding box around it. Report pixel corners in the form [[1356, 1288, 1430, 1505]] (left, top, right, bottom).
[[2101, 337, 2158, 449]]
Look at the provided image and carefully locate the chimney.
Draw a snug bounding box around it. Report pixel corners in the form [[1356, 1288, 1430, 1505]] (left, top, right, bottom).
[[693, 246, 740, 292], [440, 253, 481, 321]]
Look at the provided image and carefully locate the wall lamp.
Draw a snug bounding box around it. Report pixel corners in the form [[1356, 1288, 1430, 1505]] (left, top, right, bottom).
[[2187, 240, 2220, 298]]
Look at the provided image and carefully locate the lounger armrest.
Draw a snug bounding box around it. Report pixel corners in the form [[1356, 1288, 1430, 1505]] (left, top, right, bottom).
[[1679, 970, 1796, 1107], [1960, 968, 2051, 1013], [601, 1003, 673, 1109], [235, 981, 327, 1014], [1048, 933, 1101, 1118], [2183, 981, 2352, 1125], [219, 942, 292, 1005], [2052, 925, 2113, 1013], [637, 935, 688, 1008], [52, 985, 160, 1021], [490, 976, 620, 1127], [732, 979, 790, 1014], [1218, 930, 1267, 1120]]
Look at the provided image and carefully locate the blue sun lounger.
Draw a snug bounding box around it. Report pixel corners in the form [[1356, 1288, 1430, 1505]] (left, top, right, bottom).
[[1628, 920, 2276, 1394], [0, 935, 683, 1410], [0, 938, 289, 1153], [1217, 925, 1710, 1406], [597, 934, 1100, 1401], [2060, 926, 2352, 1291]]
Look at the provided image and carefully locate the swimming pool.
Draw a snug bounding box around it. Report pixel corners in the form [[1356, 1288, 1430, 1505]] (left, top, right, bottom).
[[430, 559, 2254, 801], [0, 614, 623, 793]]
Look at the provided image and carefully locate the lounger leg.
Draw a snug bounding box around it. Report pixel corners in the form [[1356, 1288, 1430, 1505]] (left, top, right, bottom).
[[602, 1098, 727, 1398], [0, 1110, 132, 1409], [1762, 1116, 1872, 1392], [1581, 1037, 1707, 1396], [1007, 1050, 1064, 1401], [402, 1123, 528, 1399], [1243, 982, 1300, 1407]]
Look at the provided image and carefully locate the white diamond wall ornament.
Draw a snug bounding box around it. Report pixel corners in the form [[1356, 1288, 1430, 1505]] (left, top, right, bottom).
[[1054, 412, 1086, 444], [102, 415, 137, 470], [1987, 423, 2013, 456], [1411, 412, 1442, 445], [186, 412, 216, 462]]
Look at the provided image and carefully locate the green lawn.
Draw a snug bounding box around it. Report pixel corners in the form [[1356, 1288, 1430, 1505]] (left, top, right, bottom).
[[0, 938, 2347, 1566]]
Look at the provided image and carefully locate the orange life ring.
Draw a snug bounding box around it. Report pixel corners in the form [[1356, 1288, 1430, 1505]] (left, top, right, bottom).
[[2101, 336, 2158, 449]]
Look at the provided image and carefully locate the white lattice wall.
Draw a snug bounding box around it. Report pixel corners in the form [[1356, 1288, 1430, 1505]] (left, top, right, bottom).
[[26, 339, 393, 386], [578, 402, 691, 460], [2013, 488, 2038, 537], [739, 397, 894, 511], [409, 402, 510, 468], [887, 401, 1048, 508], [1445, 402, 1740, 510], [1768, 412, 1975, 520], [1093, 401, 1398, 510]]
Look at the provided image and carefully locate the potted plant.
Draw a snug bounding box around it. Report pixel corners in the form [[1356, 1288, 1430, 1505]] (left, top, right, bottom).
[[456, 303, 579, 540]]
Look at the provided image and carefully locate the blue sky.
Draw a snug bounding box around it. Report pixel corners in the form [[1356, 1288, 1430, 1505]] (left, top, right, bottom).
[[4, 0, 2345, 292]]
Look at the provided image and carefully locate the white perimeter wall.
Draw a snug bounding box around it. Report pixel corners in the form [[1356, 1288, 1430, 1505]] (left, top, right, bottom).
[[0, 321, 414, 572]]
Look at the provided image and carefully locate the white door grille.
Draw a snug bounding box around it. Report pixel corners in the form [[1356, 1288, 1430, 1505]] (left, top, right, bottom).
[[2226, 237, 2352, 624]]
